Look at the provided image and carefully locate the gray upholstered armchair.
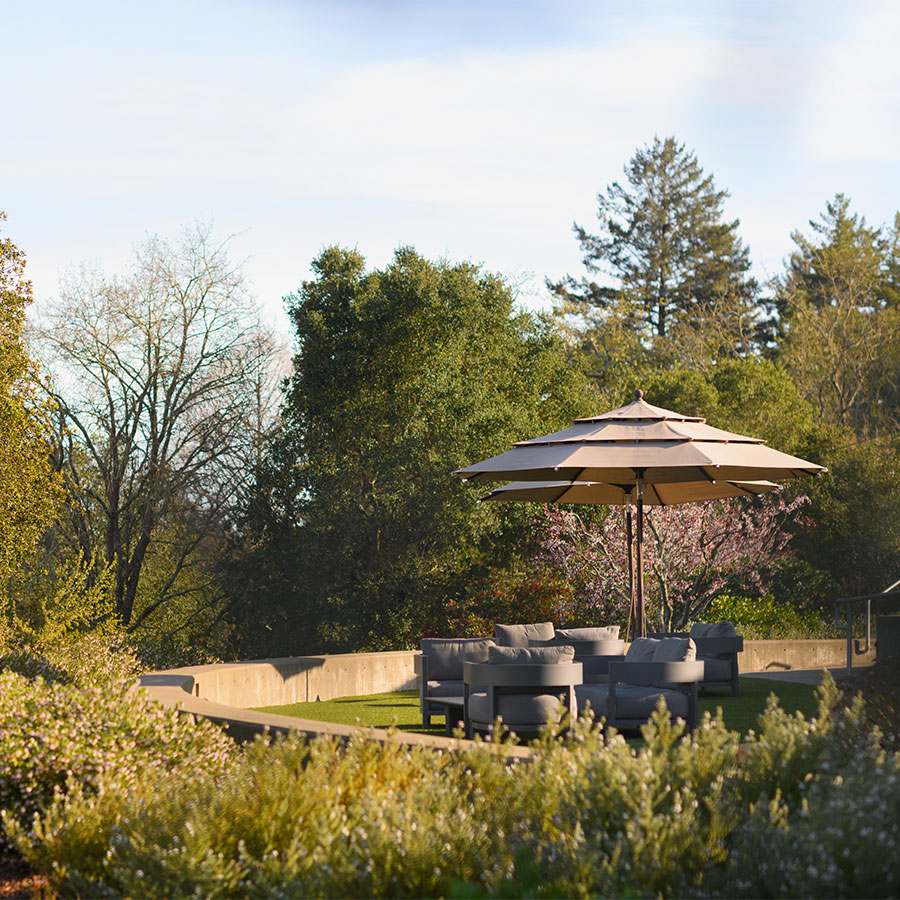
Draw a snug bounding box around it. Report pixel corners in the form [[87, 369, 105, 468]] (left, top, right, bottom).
[[650, 621, 743, 696], [530, 625, 626, 683], [463, 645, 582, 739], [575, 636, 704, 729], [493, 621, 555, 647]]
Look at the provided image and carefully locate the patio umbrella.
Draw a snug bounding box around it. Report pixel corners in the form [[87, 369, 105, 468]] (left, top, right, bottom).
[[478, 478, 778, 638], [454, 390, 826, 637]]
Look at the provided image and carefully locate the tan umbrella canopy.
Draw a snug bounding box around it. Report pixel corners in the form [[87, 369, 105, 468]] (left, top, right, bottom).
[[455, 390, 826, 637]]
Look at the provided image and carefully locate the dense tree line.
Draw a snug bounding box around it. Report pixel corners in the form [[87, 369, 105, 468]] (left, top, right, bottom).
[[2, 135, 900, 658]]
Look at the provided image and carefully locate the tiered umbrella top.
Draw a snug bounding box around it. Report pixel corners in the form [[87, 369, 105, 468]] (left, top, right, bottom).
[[455, 391, 826, 485]]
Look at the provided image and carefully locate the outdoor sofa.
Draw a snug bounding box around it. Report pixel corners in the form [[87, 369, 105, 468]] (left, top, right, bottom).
[[649, 621, 743, 696], [575, 636, 704, 729], [463, 645, 582, 738]]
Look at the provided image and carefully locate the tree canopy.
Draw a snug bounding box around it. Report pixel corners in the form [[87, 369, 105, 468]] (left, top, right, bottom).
[[236, 246, 592, 653], [34, 225, 281, 637], [0, 213, 60, 609]]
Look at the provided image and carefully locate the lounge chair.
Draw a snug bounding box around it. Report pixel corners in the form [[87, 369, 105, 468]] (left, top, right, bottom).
[[530, 626, 626, 683], [493, 621, 555, 647], [650, 621, 743, 696], [575, 636, 703, 729], [463, 645, 582, 739]]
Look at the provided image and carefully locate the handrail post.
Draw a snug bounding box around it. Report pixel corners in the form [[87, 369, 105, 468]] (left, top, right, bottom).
[[846, 602, 853, 677]]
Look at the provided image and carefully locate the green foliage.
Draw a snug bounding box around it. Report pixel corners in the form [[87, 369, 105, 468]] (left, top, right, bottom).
[[0, 559, 144, 687], [238, 246, 591, 654], [0, 557, 220, 687], [776, 194, 900, 435], [430, 563, 582, 638], [12, 676, 897, 898], [0, 213, 62, 606], [703, 595, 837, 640], [0, 672, 237, 855]]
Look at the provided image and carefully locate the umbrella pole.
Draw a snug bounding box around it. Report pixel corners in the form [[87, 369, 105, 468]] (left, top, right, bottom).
[[636, 473, 646, 638], [625, 500, 635, 641]]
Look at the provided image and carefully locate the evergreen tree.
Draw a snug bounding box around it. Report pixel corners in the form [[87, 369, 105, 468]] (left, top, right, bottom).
[[549, 136, 756, 340], [235, 246, 590, 654], [776, 195, 900, 434]]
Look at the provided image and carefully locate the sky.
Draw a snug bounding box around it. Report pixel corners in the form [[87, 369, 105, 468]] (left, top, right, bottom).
[[4, 0, 900, 335]]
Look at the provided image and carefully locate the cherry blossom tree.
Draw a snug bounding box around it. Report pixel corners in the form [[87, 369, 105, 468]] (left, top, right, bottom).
[[535, 492, 811, 633]]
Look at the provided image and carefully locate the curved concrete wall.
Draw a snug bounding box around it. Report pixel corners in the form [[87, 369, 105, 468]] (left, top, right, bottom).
[[135, 639, 872, 748]]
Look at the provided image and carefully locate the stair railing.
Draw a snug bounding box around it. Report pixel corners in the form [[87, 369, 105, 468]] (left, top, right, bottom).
[[833, 578, 900, 675]]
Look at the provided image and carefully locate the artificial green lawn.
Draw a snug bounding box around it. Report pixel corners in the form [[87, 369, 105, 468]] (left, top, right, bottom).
[[254, 676, 820, 739]]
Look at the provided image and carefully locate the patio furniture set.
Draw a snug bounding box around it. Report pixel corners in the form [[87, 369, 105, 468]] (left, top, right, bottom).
[[415, 621, 743, 738]]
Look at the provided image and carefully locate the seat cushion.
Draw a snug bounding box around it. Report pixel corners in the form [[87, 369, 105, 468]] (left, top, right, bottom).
[[699, 657, 733, 682], [488, 645, 575, 665], [426, 679, 464, 698], [651, 637, 696, 662], [420, 638, 495, 680], [493, 622, 555, 647], [575, 683, 689, 720], [467, 690, 565, 728], [624, 637, 660, 662], [556, 625, 620, 641]]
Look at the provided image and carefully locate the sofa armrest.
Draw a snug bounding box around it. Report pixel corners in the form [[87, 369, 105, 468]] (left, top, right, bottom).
[[414, 653, 427, 680]]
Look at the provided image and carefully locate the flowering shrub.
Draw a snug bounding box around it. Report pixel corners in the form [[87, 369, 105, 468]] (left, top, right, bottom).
[[0, 672, 237, 854], [0, 562, 145, 687], [11, 676, 899, 898], [536, 494, 812, 632]]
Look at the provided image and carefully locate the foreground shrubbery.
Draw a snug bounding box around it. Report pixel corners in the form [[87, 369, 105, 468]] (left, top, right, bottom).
[[0, 673, 238, 855], [6, 677, 899, 899]]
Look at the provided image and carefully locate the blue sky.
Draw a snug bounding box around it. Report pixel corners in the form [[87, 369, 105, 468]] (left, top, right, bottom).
[[4, 0, 900, 334]]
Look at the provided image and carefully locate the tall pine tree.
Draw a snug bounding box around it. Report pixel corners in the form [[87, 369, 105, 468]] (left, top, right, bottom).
[[549, 136, 756, 340]]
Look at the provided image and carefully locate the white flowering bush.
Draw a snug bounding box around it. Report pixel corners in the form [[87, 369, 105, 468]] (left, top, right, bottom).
[[0, 672, 237, 855], [8, 675, 899, 898]]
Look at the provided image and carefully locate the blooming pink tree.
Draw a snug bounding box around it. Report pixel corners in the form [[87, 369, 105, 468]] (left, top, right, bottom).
[[535, 492, 811, 633]]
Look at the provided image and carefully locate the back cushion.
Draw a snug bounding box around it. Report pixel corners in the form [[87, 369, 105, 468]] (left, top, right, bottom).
[[689, 623, 712, 640], [420, 638, 495, 680], [556, 626, 620, 641], [493, 622, 555, 647], [651, 637, 697, 662], [488, 645, 575, 665], [706, 620, 737, 638], [624, 637, 659, 662]]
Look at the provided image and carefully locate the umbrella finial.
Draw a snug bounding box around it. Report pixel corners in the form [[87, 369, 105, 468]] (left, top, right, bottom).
[[634, 389, 644, 401]]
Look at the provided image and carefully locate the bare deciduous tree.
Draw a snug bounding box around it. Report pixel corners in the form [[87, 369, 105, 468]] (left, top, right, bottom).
[[34, 224, 286, 631]]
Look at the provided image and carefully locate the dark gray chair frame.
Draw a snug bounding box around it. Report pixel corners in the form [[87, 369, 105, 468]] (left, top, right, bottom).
[[605, 660, 705, 730], [463, 660, 583, 739], [414, 651, 467, 728], [530, 638, 625, 683], [649, 631, 744, 696]]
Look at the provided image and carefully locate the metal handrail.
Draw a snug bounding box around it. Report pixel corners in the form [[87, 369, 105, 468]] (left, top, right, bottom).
[[834, 579, 900, 675]]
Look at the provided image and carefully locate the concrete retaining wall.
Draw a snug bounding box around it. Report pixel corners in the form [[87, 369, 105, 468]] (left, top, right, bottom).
[[738, 638, 875, 674], [134, 639, 873, 748]]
